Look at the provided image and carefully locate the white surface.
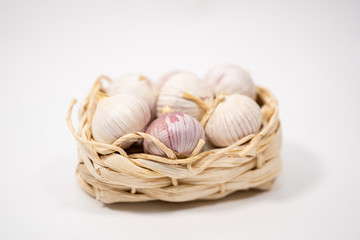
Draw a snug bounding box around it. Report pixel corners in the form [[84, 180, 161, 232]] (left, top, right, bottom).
[[1, 0, 359, 239]]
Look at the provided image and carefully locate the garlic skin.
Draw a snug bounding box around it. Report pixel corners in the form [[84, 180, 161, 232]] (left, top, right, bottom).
[[156, 72, 213, 121], [92, 94, 151, 148], [158, 70, 189, 89], [205, 94, 262, 147], [205, 64, 256, 99], [107, 73, 159, 116], [144, 112, 205, 157]]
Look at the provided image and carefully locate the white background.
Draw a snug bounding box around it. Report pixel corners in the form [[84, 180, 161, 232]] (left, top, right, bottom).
[[1, 0, 359, 239]]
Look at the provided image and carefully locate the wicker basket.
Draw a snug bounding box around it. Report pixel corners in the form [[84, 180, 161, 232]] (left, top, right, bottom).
[[67, 76, 282, 203]]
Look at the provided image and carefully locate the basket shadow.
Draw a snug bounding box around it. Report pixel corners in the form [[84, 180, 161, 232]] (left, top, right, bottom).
[[266, 140, 321, 201]]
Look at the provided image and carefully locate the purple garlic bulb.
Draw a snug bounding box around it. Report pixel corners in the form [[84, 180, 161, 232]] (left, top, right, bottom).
[[144, 112, 205, 157]]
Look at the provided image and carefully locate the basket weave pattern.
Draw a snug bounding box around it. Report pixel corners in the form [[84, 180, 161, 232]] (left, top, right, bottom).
[[67, 76, 282, 203]]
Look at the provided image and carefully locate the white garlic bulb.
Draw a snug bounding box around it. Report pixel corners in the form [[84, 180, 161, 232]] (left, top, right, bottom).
[[158, 70, 189, 89], [144, 112, 205, 157], [205, 64, 256, 99], [107, 73, 159, 116], [205, 94, 262, 147], [156, 72, 213, 121], [92, 93, 151, 148]]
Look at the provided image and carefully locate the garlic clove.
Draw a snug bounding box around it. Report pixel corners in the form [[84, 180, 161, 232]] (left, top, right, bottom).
[[91, 93, 151, 149], [205, 64, 256, 99], [156, 72, 214, 121], [205, 94, 262, 147], [106, 73, 159, 117], [144, 112, 205, 157]]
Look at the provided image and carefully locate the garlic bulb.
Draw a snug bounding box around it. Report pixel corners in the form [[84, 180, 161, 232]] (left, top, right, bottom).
[[205, 94, 262, 147], [156, 72, 213, 121], [144, 112, 205, 157], [107, 73, 158, 116], [158, 70, 189, 89], [92, 93, 151, 148], [205, 64, 256, 99]]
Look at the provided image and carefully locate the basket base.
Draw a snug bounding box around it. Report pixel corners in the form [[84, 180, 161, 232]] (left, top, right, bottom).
[[75, 156, 281, 203]]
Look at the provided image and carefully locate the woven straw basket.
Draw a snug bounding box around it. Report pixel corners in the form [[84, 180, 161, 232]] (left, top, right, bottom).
[[67, 76, 282, 203]]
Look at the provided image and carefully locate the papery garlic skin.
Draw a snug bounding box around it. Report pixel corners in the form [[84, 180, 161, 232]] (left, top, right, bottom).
[[205, 94, 262, 147], [205, 64, 256, 99], [156, 72, 213, 121], [158, 70, 189, 89], [107, 73, 159, 116], [144, 112, 205, 157], [92, 94, 151, 148]]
